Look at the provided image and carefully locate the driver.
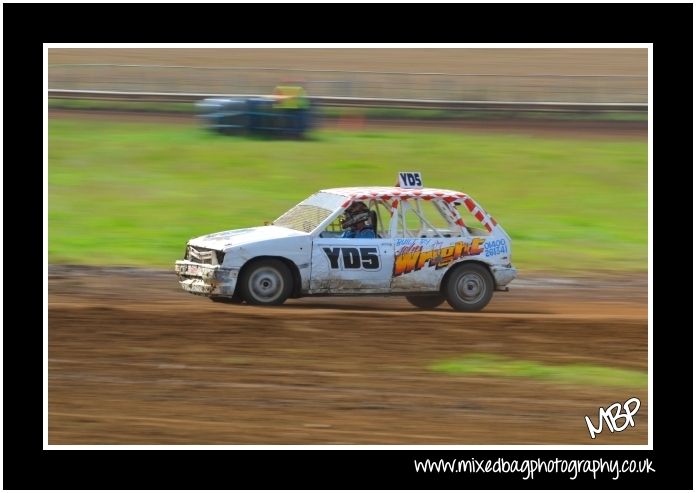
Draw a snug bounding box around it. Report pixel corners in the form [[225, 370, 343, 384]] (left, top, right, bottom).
[[340, 201, 376, 238]]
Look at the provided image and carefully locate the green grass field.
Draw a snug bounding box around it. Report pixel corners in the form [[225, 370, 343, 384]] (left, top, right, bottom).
[[430, 354, 646, 389], [48, 118, 647, 272]]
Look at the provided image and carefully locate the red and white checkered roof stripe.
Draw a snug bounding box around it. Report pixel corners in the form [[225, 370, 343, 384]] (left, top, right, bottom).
[[322, 187, 469, 204], [321, 186, 498, 233]]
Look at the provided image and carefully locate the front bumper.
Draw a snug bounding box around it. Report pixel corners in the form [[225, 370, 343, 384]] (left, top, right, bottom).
[[174, 260, 238, 297], [491, 265, 518, 288]]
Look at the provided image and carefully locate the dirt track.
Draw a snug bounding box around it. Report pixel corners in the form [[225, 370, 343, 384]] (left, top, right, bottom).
[[48, 266, 648, 445], [49, 48, 647, 75]]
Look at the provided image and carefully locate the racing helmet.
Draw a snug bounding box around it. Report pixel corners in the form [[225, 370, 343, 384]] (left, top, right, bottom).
[[341, 201, 371, 230]]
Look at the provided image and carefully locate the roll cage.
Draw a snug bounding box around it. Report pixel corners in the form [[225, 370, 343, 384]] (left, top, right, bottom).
[[315, 195, 493, 239]]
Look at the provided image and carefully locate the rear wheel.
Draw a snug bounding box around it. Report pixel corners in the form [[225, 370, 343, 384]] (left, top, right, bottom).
[[405, 294, 445, 309], [444, 263, 494, 312], [239, 259, 293, 306]]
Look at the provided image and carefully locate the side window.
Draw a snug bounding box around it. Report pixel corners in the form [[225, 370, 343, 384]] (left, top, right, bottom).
[[319, 200, 390, 238], [395, 199, 459, 238], [321, 215, 345, 238], [421, 200, 456, 237], [367, 199, 391, 238]]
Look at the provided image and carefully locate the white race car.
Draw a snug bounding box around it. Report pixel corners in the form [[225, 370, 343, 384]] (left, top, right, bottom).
[[175, 172, 517, 311]]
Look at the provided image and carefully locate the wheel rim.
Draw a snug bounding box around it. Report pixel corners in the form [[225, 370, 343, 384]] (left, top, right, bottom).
[[455, 272, 486, 304], [249, 267, 284, 302]]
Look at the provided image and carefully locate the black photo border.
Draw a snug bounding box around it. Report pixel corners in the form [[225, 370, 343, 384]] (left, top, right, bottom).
[[5, 2, 692, 490]]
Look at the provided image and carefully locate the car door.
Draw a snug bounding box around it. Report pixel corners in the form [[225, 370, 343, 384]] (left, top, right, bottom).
[[310, 236, 394, 293], [389, 198, 472, 292]]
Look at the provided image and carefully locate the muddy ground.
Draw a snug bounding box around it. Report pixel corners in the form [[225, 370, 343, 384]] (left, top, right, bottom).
[[48, 266, 648, 445]]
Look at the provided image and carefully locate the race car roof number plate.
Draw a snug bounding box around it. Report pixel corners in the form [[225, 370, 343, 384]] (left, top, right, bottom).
[[397, 171, 423, 189]]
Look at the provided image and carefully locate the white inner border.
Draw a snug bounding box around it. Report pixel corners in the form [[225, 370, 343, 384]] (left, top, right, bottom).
[[43, 43, 652, 451]]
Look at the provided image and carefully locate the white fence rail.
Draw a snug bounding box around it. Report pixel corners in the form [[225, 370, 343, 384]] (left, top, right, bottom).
[[48, 64, 647, 107], [48, 89, 647, 113]]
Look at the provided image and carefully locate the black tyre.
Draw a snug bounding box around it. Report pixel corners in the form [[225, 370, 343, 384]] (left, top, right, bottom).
[[405, 294, 445, 309], [444, 263, 494, 312], [239, 259, 293, 306], [210, 293, 244, 304]]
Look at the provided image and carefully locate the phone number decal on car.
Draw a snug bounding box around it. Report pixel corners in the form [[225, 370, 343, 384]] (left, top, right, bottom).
[[484, 238, 508, 257]]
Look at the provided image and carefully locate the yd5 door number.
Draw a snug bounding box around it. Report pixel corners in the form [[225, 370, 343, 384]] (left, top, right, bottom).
[[322, 247, 381, 270]]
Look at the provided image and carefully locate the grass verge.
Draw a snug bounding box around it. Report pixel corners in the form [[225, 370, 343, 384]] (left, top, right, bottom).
[[429, 354, 646, 388], [48, 117, 647, 271]]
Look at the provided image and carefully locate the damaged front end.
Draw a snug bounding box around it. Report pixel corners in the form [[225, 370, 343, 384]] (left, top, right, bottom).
[[174, 245, 238, 297]]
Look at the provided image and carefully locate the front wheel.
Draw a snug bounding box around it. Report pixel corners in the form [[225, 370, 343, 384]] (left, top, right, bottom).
[[238, 259, 293, 306], [444, 263, 494, 312], [405, 294, 445, 309]]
